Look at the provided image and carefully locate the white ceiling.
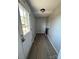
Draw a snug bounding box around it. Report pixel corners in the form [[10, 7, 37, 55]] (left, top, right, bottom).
[[26, 0, 60, 17]]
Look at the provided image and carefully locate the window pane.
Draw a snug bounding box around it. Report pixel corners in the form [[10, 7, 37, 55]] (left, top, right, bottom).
[[19, 5, 24, 16], [19, 3, 30, 35]]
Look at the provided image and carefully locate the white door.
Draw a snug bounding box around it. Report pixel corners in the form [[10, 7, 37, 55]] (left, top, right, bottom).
[[18, 9, 25, 59]]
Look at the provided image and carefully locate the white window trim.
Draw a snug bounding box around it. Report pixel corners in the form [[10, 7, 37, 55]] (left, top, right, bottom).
[[18, 3, 30, 35]]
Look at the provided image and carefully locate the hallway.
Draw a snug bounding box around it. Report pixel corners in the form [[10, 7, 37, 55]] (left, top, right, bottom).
[[28, 34, 57, 59], [18, 0, 61, 59]]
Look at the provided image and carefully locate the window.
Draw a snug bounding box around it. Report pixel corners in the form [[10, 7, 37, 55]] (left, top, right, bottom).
[[19, 3, 30, 35]]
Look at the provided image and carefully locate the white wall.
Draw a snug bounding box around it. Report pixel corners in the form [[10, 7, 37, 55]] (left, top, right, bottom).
[[36, 17, 47, 33], [47, 4, 61, 53], [18, 0, 36, 59]]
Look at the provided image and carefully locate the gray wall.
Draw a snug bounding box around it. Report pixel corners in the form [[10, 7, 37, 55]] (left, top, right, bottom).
[[36, 17, 47, 33], [47, 4, 61, 53], [18, 0, 36, 59]]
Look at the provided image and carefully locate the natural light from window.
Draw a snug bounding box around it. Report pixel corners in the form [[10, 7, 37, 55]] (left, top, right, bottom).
[[19, 3, 30, 35]]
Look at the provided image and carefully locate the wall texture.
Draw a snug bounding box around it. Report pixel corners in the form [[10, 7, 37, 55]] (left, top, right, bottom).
[[36, 17, 47, 33], [18, 0, 36, 59], [47, 4, 61, 53]]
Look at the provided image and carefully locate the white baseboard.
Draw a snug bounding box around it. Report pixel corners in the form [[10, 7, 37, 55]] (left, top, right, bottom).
[[47, 35, 58, 54]]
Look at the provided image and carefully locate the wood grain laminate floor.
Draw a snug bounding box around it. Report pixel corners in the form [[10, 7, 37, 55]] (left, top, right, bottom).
[[27, 33, 57, 59]]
